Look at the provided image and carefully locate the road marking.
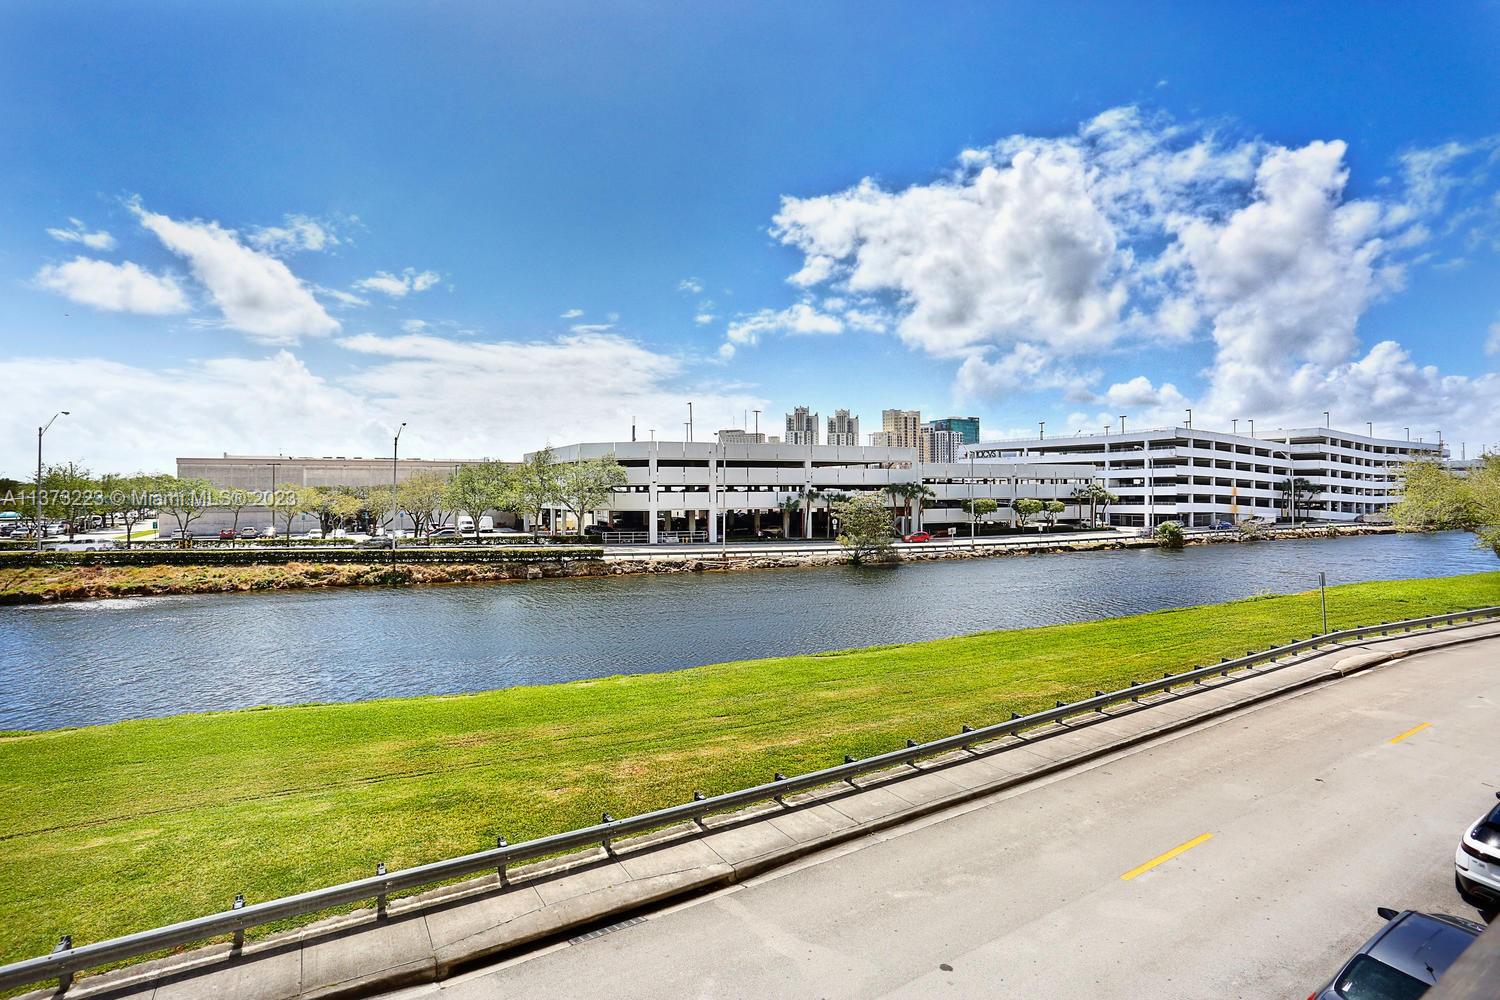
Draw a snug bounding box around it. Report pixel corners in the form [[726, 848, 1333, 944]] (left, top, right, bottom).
[[1388, 722, 1431, 745], [1120, 832, 1213, 881]]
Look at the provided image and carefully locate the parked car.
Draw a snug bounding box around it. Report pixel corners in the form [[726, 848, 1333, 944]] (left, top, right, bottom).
[[902, 531, 932, 543], [238, 526, 261, 539], [303, 528, 324, 539], [1306, 907, 1482, 999], [358, 535, 395, 549], [1455, 791, 1500, 909], [218, 528, 238, 540], [1211, 519, 1234, 530], [429, 527, 459, 541]]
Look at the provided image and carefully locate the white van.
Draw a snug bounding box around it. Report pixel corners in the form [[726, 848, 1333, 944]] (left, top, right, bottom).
[[456, 515, 475, 533], [478, 515, 494, 532]]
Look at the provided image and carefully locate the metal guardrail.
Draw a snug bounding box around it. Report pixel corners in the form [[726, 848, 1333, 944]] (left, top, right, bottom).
[[3, 605, 1496, 992]]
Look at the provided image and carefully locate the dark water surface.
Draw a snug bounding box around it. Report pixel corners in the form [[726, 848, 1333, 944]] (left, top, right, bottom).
[[2, 532, 1493, 730]]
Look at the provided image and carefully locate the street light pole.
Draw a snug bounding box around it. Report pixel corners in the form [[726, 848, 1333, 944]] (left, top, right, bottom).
[[36, 411, 68, 551], [391, 423, 405, 563], [269, 462, 281, 541]]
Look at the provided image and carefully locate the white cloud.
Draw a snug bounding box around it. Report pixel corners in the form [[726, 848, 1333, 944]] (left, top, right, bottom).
[[34, 256, 189, 315], [248, 214, 340, 254], [130, 200, 340, 344], [678, 277, 703, 294], [0, 332, 767, 475], [316, 286, 369, 309], [560, 308, 584, 319], [46, 218, 116, 251], [401, 319, 429, 333], [570, 323, 615, 334], [353, 268, 442, 298], [724, 302, 843, 353], [694, 313, 716, 325], [757, 107, 1500, 444]]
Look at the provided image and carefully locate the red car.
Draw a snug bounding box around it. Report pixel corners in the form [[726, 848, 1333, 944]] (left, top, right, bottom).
[[218, 528, 238, 540], [902, 531, 931, 543]]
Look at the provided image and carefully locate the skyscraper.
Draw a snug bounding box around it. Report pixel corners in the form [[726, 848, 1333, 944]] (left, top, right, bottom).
[[919, 426, 963, 464], [826, 409, 860, 446], [881, 409, 921, 449], [927, 416, 980, 445], [785, 406, 819, 445]]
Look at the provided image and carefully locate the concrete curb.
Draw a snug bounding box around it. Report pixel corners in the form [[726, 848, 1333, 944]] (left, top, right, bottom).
[[26, 619, 1500, 1000]]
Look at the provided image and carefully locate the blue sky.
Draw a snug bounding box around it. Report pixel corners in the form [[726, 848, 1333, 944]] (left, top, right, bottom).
[[2, 1, 1498, 474]]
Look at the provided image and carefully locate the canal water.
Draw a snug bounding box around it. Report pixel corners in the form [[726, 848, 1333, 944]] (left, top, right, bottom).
[[2, 532, 1494, 730]]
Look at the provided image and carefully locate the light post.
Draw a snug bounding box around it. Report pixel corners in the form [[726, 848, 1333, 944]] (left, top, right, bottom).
[[1119, 414, 1126, 434], [391, 422, 405, 563], [1405, 427, 1410, 442], [1248, 418, 1255, 438], [1366, 421, 1373, 438], [1038, 420, 1045, 441], [36, 411, 68, 551], [1232, 418, 1238, 434], [1323, 410, 1330, 428], [687, 402, 693, 443], [1185, 407, 1192, 429], [968, 448, 976, 546], [268, 462, 281, 541]]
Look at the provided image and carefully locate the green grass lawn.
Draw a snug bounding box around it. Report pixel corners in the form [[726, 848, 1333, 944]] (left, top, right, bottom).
[[1, 571, 1496, 968]]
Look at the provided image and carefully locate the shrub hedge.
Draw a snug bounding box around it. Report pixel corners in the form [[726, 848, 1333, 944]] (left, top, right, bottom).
[[0, 546, 604, 569]]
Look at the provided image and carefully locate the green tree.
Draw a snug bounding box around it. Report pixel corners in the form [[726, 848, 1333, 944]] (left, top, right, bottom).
[[151, 475, 215, 542], [42, 462, 94, 538], [554, 455, 626, 537], [834, 492, 894, 564], [216, 487, 254, 540], [1279, 477, 1319, 523], [1155, 519, 1186, 549], [108, 474, 154, 548], [516, 447, 561, 536], [1011, 497, 1044, 528], [1393, 455, 1500, 557], [777, 494, 801, 538], [1043, 499, 1066, 527], [1070, 482, 1115, 527], [448, 461, 517, 542], [397, 472, 449, 538]]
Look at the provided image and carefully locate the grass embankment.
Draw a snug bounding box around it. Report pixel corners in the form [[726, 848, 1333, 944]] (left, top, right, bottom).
[[0, 561, 582, 604], [1, 572, 1496, 969]]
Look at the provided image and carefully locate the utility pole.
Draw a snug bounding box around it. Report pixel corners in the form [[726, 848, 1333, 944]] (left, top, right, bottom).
[[36, 411, 68, 551], [391, 423, 405, 563], [269, 462, 281, 541]]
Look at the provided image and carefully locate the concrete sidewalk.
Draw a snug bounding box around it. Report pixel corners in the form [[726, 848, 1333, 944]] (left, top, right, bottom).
[[28, 618, 1500, 1000]]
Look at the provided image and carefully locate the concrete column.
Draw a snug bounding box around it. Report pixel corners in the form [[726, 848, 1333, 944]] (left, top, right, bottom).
[[648, 444, 659, 544], [708, 449, 719, 543], [803, 452, 814, 539]]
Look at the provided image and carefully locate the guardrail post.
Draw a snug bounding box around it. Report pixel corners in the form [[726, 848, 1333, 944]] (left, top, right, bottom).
[[843, 755, 859, 785], [773, 773, 788, 806], [692, 791, 709, 830], [231, 893, 246, 951], [601, 813, 616, 855], [905, 739, 923, 769], [375, 862, 388, 917], [53, 935, 72, 991], [496, 836, 508, 882]]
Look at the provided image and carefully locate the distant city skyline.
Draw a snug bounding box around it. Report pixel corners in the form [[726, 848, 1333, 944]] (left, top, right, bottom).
[[2, 4, 1497, 476]]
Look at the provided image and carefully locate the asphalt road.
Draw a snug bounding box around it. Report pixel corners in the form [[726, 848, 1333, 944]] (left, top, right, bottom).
[[386, 638, 1499, 1000]]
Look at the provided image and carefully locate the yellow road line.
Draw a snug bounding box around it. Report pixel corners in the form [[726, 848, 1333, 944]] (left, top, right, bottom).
[[1388, 722, 1431, 745], [1120, 832, 1213, 881]]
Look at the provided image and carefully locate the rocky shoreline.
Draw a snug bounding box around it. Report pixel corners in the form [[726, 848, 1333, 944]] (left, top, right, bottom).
[[0, 524, 1400, 604]]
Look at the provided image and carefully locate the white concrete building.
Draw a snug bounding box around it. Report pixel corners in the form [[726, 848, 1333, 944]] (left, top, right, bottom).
[[535, 441, 1091, 542], [964, 426, 1444, 528], [919, 426, 963, 465]]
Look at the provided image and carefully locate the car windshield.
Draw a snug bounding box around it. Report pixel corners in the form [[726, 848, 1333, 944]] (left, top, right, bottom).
[[1335, 954, 1429, 1000]]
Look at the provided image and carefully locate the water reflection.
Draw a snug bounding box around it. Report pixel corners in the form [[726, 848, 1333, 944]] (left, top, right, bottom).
[[1, 531, 1492, 730]]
